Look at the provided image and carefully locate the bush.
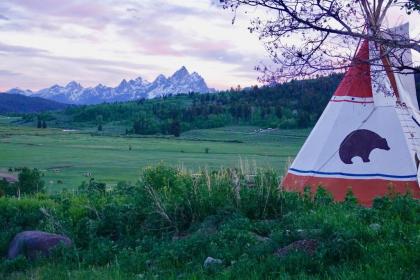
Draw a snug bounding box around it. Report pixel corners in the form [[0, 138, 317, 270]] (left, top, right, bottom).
[[0, 165, 419, 279], [0, 197, 57, 254]]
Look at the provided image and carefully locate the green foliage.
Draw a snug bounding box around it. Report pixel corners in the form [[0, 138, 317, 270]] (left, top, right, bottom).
[[0, 197, 57, 254], [169, 119, 181, 137], [0, 179, 9, 197], [56, 74, 342, 135], [0, 168, 45, 197], [17, 168, 45, 196], [0, 165, 419, 279]]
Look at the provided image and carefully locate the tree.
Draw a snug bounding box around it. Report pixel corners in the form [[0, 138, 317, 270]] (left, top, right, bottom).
[[133, 114, 160, 135], [222, 0, 420, 82], [169, 120, 181, 137], [96, 114, 103, 132], [42, 120, 47, 129], [18, 168, 45, 195], [37, 117, 42, 129], [0, 179, 9, 197], [3, 168, 46, 197], [404, 0, 420, 13], [275, 105, 283, 119]]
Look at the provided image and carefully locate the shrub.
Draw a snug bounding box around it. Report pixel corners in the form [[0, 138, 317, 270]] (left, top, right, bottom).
[[0, 165, 419, 279], [0, 197, 57, 254], [17, 168, 45, 196]]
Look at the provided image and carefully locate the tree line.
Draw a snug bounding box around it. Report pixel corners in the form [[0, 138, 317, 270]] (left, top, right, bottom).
[[61, 74, 342, 136], [28, 71, 420, 136]]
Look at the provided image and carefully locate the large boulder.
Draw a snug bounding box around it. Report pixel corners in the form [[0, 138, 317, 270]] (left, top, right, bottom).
[[7, 231, 72, 260]]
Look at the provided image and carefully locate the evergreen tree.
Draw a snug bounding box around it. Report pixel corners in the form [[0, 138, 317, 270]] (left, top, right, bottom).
[[275, 105, 283, 119], [169, 120, 181, 137]]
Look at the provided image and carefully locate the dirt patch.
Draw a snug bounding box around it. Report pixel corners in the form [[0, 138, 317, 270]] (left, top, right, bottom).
[[275, 239, 318, 258], [46, 165, 73, 170]]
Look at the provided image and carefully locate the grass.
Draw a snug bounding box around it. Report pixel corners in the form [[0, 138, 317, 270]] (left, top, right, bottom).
[[0, 117, 308, 191], [1, 165, 419, 279], [1, 115, 419, 279]]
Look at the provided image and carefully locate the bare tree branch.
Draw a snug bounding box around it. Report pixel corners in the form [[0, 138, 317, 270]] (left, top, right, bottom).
[[221, 0, 420, 82]]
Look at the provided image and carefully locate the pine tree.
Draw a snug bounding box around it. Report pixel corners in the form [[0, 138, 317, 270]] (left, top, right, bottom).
[[169, 120, 181, 137]]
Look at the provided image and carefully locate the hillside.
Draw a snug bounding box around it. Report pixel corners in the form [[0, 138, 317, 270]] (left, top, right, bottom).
[[16, 71, 420, 134], [0, 93, 69, 114], [30, 74, 342, 134]]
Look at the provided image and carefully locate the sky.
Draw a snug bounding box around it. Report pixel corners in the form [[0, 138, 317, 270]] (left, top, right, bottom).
[[0, 0, 419, 92]]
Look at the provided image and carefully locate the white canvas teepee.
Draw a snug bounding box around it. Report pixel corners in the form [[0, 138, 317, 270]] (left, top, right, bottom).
[[282, 23, 420, 205]]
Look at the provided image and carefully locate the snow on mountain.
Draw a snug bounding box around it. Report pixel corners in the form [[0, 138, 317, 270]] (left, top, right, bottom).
[[7, 67, 214, 105], [7, 88, 33, 96]]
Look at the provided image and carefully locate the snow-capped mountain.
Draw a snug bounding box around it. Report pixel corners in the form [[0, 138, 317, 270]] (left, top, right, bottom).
[[7, 66, 214, 105]]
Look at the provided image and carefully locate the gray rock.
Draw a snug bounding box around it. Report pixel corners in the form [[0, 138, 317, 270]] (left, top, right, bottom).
[[7, 231, 72, 260], [249, 231, 272, 243], [369, 223, 381, 232], [203, 256, 223, 268]]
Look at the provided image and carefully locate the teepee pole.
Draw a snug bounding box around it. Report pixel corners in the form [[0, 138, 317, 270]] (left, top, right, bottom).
[[360, 0, 375, 33], [377, 0, 394, 27]]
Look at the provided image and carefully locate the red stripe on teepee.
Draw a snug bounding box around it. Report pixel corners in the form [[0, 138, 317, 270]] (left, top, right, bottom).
[[282, 173, 420, 206], [334, 40, 372, 98]]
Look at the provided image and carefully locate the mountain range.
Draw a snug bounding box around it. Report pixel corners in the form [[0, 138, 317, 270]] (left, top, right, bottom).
[[7, 66, 214, 105]]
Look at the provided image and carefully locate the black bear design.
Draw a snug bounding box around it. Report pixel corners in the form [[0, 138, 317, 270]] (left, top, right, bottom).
[[339, 129, 390, 164]]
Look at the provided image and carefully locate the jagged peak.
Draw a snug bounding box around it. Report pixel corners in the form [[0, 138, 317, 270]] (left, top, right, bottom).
[[191, 72, 203, 78], [66, 81, 82, 88], [154, 74, 167, 82], [95, 83, 106, 88], [131, 76, 150, 85], [118, 79, 129, 87], [171, 66, 190, 79]]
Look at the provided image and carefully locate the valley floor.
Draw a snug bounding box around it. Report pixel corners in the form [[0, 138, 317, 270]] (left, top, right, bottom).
[[0, 116, 308, 191]]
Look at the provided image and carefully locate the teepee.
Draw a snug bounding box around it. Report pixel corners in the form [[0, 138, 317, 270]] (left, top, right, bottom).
[[282, 23, 420, 205]]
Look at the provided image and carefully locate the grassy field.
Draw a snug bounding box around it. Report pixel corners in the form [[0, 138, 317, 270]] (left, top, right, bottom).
[[0, 116, 308, 191]]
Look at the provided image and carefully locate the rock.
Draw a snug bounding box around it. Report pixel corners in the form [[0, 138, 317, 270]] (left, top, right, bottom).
[[7, 231, 72, 260], [196, 215, 219, 236], [203, 256, 223, 268], [369, 223, 381, 232], [285, 228, 321, 239], [275, 239, 318, 258], [249, 231, 272, 243]]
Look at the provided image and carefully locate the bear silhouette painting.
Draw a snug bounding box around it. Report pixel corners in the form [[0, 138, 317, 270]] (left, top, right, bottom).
[[339, 129, 390, 164]]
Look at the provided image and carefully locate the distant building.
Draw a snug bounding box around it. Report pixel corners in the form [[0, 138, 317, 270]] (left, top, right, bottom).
[[0, 174, 18, 183]]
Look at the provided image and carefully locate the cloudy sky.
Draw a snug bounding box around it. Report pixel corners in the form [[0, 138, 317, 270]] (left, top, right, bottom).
[[0, 0, 418, 92]]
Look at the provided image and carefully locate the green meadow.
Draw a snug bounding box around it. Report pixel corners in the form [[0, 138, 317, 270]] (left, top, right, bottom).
[[0, 116, 308, 191], [1, 116, 419, 279]]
